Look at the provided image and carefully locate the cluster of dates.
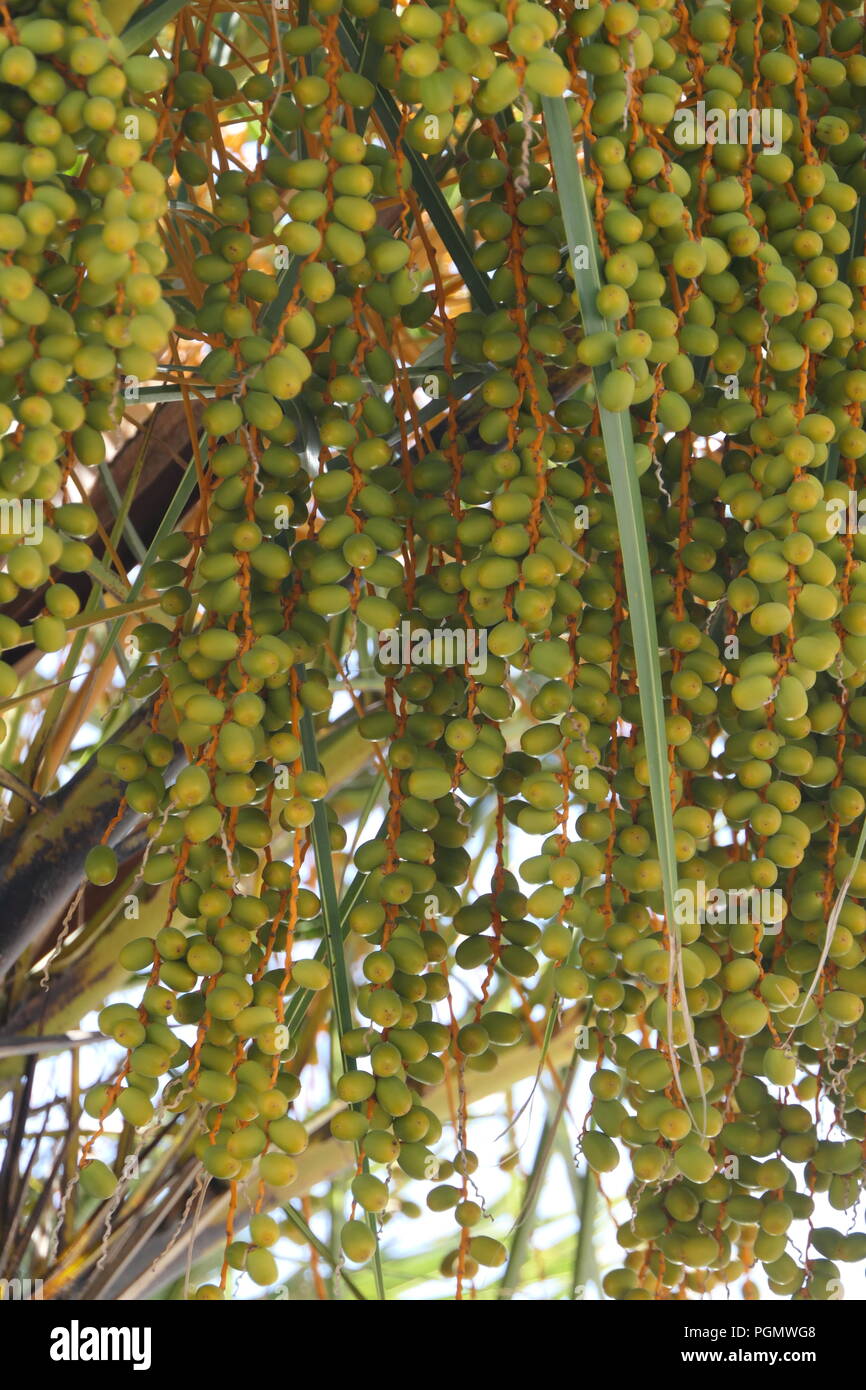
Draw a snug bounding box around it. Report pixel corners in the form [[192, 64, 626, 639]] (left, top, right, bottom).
[[5, 0, 866, 1298]]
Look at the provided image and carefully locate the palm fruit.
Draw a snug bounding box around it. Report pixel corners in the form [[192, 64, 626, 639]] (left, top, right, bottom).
[[85, 845, 118, 886], [0, 0, 172, 718], [79, 1158, 118, 1200], [55, 0, 866, 1305]]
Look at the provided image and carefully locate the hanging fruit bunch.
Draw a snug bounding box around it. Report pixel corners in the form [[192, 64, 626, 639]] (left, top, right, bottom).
[[6, 0, 866, 1301]]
